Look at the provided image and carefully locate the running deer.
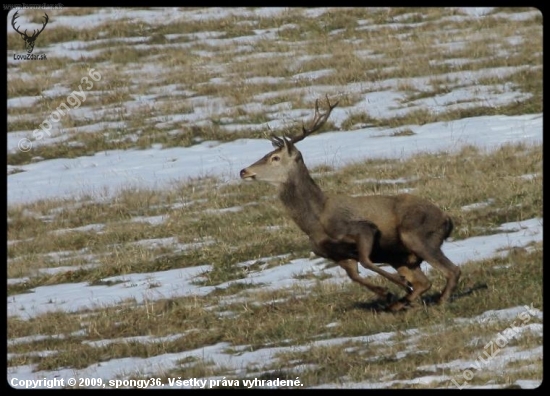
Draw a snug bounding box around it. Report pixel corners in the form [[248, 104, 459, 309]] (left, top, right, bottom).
[[240, 96, 461, 311]]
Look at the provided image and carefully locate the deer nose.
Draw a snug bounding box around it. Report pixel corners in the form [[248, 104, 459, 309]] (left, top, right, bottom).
[[240, 168, 256, 179]]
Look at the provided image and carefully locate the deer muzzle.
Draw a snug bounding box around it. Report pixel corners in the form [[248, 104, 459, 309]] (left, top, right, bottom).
[[240, 168, 256, 180]]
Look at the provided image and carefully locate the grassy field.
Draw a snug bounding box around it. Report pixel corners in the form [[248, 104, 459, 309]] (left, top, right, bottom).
[[7, 7, 541, 165], [7, 142, 543, 387], [7, 7, 542, 389]]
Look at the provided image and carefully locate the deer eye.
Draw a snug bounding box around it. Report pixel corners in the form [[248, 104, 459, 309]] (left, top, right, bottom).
[[271, 155, 280, 162]]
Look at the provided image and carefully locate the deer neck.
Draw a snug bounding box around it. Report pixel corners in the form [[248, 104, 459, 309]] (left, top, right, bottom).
[[278, 162, 326, 238]]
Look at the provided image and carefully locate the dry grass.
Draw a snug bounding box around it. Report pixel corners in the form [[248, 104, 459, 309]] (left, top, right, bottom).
[[7, 7, 541, 165], [8, 242, 542, 384], [8, 144, 542, 379], [8, 142, 542, 287]]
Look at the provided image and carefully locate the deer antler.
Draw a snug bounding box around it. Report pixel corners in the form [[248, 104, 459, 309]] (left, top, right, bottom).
[[288, 94, 339, 145]]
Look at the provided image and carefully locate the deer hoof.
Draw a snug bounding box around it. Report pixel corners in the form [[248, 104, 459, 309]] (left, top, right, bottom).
[[397, 275, 414, 293]]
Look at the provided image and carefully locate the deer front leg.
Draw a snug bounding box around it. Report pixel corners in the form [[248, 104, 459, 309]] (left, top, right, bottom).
[[338, 259, 394, 301], [348, 221, 413, 293]]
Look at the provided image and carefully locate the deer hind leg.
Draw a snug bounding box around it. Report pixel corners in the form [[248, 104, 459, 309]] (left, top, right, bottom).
[[400, 232, 460, 304], [338, 259, 392, 300], [387, 265, 432, 312]]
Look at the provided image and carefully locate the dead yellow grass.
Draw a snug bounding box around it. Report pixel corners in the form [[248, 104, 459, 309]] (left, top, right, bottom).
[[8, 8, 541, 165]]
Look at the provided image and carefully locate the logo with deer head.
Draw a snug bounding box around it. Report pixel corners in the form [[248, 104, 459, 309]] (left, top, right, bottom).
[[11, 11, 49, 54]]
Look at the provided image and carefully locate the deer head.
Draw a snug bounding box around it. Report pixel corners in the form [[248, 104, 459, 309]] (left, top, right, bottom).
[[240, 95, 338, 186], [11, 11, 49, 54]]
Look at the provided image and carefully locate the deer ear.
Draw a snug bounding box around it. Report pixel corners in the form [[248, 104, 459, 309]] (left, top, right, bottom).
[[282, 136, 296, 155], [270, 135, 285, 149]]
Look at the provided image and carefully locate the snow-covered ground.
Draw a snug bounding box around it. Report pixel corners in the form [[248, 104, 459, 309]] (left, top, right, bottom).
[[7, 303, 543, 389], [7, 217, 543, 319], [7, 114, 542, 204]]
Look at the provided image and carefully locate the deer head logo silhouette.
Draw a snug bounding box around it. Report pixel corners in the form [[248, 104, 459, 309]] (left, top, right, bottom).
[[11, 11, 49, 54]]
